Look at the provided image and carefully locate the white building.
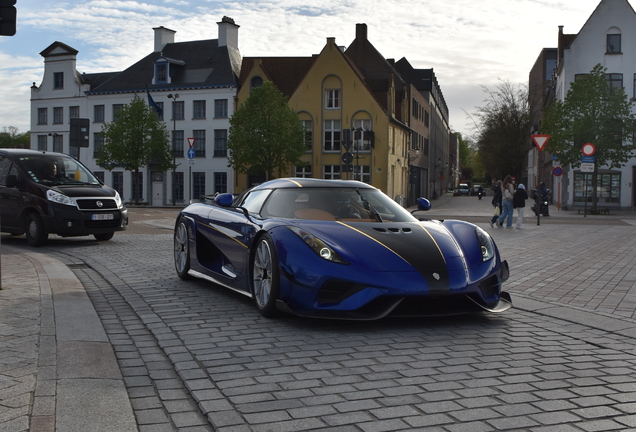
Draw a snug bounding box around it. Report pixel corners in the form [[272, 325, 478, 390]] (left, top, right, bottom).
[[30, 17, 241, 205], [552, 0, 636, 209]]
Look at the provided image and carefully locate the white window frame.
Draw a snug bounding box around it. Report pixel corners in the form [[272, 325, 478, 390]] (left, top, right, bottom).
[[323, 120, 341, 152], [325, 89, 341, 109]]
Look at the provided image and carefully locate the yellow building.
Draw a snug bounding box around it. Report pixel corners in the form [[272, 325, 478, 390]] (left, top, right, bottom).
[[235, 24, 414, 201]]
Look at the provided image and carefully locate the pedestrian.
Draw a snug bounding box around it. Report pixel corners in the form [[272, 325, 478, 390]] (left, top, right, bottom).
[[497, 175, 514, 228], [489, 180, 502, 228], [513, 183, 528, 229]]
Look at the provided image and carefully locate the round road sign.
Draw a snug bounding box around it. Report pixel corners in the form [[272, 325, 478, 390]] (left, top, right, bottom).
[[553, 167, 563, 177], [582, 143, 596, 156]]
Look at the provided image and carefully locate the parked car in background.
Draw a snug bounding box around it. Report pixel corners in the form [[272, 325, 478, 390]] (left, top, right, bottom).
[[0, 149, 128, 246], [458, 183, 470, 195]]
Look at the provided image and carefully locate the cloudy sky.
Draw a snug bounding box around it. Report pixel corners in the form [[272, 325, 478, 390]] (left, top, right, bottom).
[[0, 0, 614, 138]]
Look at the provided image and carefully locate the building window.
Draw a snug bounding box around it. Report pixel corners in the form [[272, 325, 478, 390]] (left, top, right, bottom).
[[93, 133, 104, 157], [193, 172, 206, 200], [607, 34, 621, 53], [193, 130, 206, 157], [172, 130, 184, 157], [606, 73, 623, 91], [193, 100, 206, 119], [352, 119, 372, 151], [355, 165, 371, 183], [250, 76, 263, 90], [301, 120, 312, 152], [324, 165, 341, 180], [53, 107, 63, 124], [214, 172, 227, 194], [214, 99, 228, 118], [424, 111, 430, 127], [423, 138, 429, 156], [295, 165, 312, 178], [325, 89, 341, 109], [174, 172, 184, 203], [323, 120, 341, 152], [112, 104, 124, 122], [94, 105, 105, 122], [112, 172, 124, 199], [172, 101, 184, 120], [53, 72, 64, 89], [155, 63, 167, 84], [94, 171, 105, 183], [214, 129, 227, 157], [574, 172, 620, 203], [37, 135, 47, 151], [131, 172, 143, 202], [69, 106, 80, 119], [52, 134, 63, 153], [37, 108, 47, 125]]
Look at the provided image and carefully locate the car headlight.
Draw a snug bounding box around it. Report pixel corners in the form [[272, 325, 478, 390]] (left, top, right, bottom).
[[46, 189, 75, 206], [114, 190, 123, 208], [475, 226, 495, 262], [287, 226, 348, 264]]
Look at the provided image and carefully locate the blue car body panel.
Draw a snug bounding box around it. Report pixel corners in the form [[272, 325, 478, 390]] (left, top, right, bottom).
[[175, 179, 511, 319]]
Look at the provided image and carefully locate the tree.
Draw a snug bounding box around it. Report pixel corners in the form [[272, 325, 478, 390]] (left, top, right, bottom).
[[0, 126, 29, 148], [96, 95, 171, 204], [470, 80, 531, 183], [542, 64, 636, 210], [228, 81, 306, 181]]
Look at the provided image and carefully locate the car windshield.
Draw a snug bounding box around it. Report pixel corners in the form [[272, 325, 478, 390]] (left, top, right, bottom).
[[17, 154, 101, 186], [258, 187, 418, 222]]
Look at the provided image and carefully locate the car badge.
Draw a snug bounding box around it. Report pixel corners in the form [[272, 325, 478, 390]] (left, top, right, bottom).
[[96, 201, 103, 208], [433, 273, 440, 280]]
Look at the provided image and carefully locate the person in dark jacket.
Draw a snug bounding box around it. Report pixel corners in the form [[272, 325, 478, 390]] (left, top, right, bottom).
[[489, 180, 502, 228], [513, 183, 528, 229]]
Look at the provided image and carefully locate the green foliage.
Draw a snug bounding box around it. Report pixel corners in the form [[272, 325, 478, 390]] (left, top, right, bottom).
[[0, 126, 30, 148], [96, 95, 171, 203], [542, 64, 636, 169], [472, 80, 530, 182], [228, 81, 306, 180]]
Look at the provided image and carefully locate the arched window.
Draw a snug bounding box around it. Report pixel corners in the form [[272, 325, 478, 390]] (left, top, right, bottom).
[[607, 27, 621, 54], [250, 76, 263, 90]]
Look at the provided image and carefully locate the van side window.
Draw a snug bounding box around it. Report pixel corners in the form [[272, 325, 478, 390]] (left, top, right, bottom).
[[0, 157, 16, 186]]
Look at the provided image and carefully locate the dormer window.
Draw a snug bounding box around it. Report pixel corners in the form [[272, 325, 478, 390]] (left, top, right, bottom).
[[607, 33, 621, 54], [155, 63, 167, 84]]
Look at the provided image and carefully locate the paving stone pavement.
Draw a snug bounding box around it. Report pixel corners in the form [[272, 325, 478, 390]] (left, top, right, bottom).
[[2, 200, 636, 431]]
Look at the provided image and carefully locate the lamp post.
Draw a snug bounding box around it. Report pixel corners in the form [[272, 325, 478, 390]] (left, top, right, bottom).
[[167, 93, 179, 206]]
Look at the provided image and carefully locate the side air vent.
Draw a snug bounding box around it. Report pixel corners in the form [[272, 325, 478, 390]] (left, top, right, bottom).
[[373, 227, 412, 234]]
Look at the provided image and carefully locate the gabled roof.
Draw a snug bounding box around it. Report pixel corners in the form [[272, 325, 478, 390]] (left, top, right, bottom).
[[40, 41, 78, 57], [238, 57, 316, 98], [88, 39, 239, 94], [394, 58, 449, 121]]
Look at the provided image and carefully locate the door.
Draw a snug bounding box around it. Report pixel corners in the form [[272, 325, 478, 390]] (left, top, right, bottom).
[[151, 171, 164, 206], [0, 156, 23, 231]]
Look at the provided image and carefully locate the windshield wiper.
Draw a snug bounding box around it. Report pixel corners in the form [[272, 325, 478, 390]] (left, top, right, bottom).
[[356, 188, 383, 222]]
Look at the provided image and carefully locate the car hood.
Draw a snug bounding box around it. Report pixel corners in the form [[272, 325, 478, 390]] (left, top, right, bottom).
[[49, 185, 116, 198], [290, 220, 471, 290]]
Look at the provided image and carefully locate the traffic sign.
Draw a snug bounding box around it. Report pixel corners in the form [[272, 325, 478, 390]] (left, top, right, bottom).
[[552, 167, 563, 177], [188, 137, 195, 149], [341, 152, 353, 164], [582, 143, 596, 156], [532, 134, 550, 151], [581, 155, 595, 164], [187, 148, 195, 159], [581, 163, 594, 173]]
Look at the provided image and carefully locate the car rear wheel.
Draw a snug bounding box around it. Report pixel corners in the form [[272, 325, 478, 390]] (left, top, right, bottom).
[[252, 234, 280, 317], [94, 232, 114, 241], [25, 212, 47, 247], [174, 217, 191, 280]]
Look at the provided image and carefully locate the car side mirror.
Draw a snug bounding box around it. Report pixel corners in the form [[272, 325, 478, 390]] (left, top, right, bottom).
[[214, 193, 234, 207], [6, 174, 18, 188], [416, 197, 431, 211]]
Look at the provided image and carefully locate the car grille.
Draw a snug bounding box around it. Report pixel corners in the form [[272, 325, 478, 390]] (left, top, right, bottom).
[[76, 198, 118, 210]]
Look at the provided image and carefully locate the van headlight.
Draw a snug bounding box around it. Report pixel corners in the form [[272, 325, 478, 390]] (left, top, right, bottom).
[[114, 191, 123, 208], [46, 189, 75, 206]]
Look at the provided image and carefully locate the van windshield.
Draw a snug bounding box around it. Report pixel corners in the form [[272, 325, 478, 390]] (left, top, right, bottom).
[[17, 154, 101, 186]]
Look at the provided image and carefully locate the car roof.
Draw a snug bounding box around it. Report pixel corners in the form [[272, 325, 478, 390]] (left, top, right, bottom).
[[0, 149, 67, 158], [251, 178, 378, 191]]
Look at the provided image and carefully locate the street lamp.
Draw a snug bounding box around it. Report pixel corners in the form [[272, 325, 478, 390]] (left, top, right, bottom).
[[167, 93, 179, 205]]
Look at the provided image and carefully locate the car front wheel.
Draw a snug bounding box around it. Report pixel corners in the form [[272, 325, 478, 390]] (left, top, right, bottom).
[[174, 217, 191, 280], [252, 234, 280, 317], [25, 212, 48, 247]]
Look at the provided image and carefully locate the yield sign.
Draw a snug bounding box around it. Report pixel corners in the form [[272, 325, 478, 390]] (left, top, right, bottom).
[[187, 137, 195, 148], [531, 134, 550, 151]]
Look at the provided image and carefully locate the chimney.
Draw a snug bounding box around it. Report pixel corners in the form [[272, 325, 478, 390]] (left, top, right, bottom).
[[218, 16, 239, 48], [356, 23, 367, 40], [153, 26, 176, 52]]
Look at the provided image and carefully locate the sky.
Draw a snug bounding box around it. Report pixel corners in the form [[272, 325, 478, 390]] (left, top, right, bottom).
[[0, 0, 615, 139]]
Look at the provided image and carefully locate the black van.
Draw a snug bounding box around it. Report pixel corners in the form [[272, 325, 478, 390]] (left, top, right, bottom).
[[0, 149, 128, 246]]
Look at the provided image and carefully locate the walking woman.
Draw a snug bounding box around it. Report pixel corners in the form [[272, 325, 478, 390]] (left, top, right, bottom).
[[497, 175, 514, 228], [489, 180, 502, 228]]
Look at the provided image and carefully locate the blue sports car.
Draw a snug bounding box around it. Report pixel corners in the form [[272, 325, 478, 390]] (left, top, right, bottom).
[[174, 178, 511, 320]]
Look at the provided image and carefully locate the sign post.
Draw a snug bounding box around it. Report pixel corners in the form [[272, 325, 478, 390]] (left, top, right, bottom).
[[187, 138, 195, 202], [531, 134, 550, 225], [581, 144, 596, 218]]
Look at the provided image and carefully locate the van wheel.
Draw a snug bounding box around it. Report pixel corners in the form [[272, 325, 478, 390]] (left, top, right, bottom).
[[25, 213, 48, 247], [94, 232, 115, 241]]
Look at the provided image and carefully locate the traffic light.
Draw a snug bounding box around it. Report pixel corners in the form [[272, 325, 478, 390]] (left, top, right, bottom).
[[0, 0, 16, 36]]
